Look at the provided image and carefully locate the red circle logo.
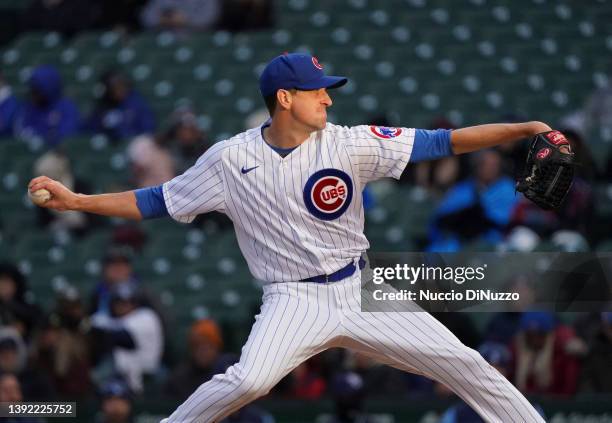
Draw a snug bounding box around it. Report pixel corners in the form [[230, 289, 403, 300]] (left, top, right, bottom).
[[311, 177, 348, 213], [537, 147, 551, 160], [369, 125, 402, 139], [312, 56, 323, 70]]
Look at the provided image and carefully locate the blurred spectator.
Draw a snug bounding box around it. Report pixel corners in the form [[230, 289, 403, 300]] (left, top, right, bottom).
[[0, 262, 42, 341], [86, 70, 155, 142], [485, 274, 537, 344], [94, 378, 134, 423], [30, 288, 92, 398], [89, 247, 168, 341], [162, 106, 209, 172], [428, 149, 519, 251], [244, 107, 269, 130], [0, 327, 55, 400], [14, 65, 79, 147], [318, 371, 376, 423], [285, 359, 326, 400], [90, 247, 142, 316], [21, 0, 102, 38], [110, 223, 148, 253], [509, 183, 593, 245], [407, 118, 467, 194], [0, 372, 45, 423], [97, 0, 147, 33], [127, 134, 175, 188], [511, 312, 582, 396], [90, 283, 164, 393], [218, 0, 274, 32], [164, 319, 236, 399], [33, 150, 90, 233], [0, 72, 21, 138], [583, 85, 612, 139], [440, 342, 545, 423], [343, 351, 410, 398], [140, 0, 220, 34], [579, 312, 612, 393]]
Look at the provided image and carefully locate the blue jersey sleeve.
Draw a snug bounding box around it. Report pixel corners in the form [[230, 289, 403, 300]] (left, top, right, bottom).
[[134, 185, 169, 219], [409, 129, 453, 162]]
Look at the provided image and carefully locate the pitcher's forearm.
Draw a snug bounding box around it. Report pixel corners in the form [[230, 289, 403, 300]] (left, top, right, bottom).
[[451, 121, 552, 154], [73, 191, 143, 220]]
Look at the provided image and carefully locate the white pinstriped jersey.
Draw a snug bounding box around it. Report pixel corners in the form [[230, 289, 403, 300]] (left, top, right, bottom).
[[162, 123, 415, 282]]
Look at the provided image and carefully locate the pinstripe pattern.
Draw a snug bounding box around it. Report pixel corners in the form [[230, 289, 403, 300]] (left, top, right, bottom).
[[162, 123, 544, 422], [161, 123, 414, 281], [166, 271, 544, 423]]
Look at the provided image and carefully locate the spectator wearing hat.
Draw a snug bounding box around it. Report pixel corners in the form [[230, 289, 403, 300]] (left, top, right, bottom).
[[90, 283, 164, 394], [510, 312, 582, 396], [95, 378, 134, 423], [0, 262, 42, 341], [86, 69, 155, 142], [579, 312, 612, 393], [0, 372, 45, 423], [164, 320, 274, 422], [14, 64, 80, 147], [164, 319, 236, 400]]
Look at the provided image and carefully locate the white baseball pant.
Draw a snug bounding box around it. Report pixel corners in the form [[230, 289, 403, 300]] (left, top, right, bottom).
[[163, 269, 545, 423]]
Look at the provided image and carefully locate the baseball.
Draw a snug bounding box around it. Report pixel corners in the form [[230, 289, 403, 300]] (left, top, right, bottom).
[[29, 188, 52, 206]]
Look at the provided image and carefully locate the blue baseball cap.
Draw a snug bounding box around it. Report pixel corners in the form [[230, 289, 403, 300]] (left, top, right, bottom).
[[520, 311, 555, 332], [259, 53, 348, 97]]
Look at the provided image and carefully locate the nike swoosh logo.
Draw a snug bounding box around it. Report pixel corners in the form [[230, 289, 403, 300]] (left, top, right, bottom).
[[241, 165, 259, 174]]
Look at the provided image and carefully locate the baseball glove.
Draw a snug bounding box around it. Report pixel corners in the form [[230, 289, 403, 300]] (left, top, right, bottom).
[[516, 130, 575, 210]]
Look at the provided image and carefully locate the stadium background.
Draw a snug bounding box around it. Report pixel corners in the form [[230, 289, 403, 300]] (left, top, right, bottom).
[[0, 0, 611, 422]]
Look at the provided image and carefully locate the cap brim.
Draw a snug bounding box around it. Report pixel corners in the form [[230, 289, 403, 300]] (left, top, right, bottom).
[[295, 75, 348, 91]]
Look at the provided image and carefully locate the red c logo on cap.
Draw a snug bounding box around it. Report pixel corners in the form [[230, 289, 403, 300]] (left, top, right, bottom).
[[312, 56, 323, 70]]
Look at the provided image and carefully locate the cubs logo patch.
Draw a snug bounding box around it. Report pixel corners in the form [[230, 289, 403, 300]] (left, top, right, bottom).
[[369, 125, 402, 139], [303, 169, 353, 221], [312, 56, 323, 70], [536, 147, 551, 160], [545, 130, 569, 145]]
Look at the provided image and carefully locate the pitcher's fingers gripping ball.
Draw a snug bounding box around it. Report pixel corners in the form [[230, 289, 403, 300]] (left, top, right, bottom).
[[28, 175, 75, 211], [28, 188, 52, 206]]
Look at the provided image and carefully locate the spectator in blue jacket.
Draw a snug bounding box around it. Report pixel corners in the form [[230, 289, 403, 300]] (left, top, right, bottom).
[[0, 73, 21, 138], [14, 65, 79, 147], [86, 70, 155, 142], [428, 149, 519, 251]]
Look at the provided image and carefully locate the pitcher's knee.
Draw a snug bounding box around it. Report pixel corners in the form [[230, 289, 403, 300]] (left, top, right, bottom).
[[219, 365, 275, 400]]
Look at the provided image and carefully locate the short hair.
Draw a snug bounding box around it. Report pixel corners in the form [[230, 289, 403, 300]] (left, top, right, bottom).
[[263, 89, 297, 116], [263, 94, 277, 116]]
